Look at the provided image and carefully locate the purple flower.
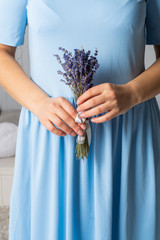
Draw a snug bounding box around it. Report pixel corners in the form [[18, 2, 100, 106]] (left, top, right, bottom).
[[53, 46, 100, 99]]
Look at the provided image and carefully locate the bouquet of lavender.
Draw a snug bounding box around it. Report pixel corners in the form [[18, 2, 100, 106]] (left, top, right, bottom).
[[53, 46, 100, 162]]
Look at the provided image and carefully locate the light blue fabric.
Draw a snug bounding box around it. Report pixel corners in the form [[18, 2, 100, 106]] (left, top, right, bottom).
[[0, 0, 160, 239], [0, 0, 27, 46]]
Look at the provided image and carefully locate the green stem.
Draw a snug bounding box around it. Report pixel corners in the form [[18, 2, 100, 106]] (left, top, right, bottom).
[[75, 134, 89, 162]]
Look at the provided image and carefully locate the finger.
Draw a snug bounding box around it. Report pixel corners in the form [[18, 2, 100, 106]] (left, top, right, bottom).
[[59, 97, 86, 129], [91, 109, 118, 123], [77, 122, 87, 129], [76, 85, 102, 105], [76, 94, 105, 112], [54, 106, 84, 136], [46, 120, 67, 136], [79, 102, 109, 118], [49, 113, 76, 136]]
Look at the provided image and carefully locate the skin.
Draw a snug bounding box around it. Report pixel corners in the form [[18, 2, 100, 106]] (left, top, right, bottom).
[[76, 45, 160, 123], [0, 44, 86, 137], [0, 44, 160, 136]]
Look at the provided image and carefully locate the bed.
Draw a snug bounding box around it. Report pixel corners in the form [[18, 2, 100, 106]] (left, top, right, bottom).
[[0, 109, 21, 206]]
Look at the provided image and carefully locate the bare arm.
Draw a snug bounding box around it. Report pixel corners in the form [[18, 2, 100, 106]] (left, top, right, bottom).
[[126, 45, 160, 104], [0, 44, 49, 114], [0, 44, 85, 136]]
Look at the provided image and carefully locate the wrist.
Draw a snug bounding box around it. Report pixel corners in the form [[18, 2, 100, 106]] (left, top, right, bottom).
[[124, 81, 140, 107], [30, 94, 50, 116]]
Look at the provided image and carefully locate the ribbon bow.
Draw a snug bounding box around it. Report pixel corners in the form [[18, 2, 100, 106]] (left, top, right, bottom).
[[75, 111, 91, 146]]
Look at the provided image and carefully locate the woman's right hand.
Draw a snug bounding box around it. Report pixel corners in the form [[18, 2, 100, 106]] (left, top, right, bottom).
[[33, 96, 87, 137]]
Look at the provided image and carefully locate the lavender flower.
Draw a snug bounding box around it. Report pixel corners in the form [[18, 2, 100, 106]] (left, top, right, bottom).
[[53, 46, 100, 162], [53, 46, 100, 100]]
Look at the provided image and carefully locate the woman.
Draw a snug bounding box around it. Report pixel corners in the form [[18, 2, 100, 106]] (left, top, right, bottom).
[[0, 0, 160, 239]]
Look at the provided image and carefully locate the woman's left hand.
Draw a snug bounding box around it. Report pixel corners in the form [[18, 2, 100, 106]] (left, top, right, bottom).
[[76, 83, 139, 123]]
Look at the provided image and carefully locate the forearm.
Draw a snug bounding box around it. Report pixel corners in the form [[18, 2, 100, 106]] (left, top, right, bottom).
[[127, 57, 160, 105], [0, 49, 49, 114]]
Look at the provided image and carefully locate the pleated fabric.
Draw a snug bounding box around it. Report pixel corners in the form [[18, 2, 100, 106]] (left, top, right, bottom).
[[9, 96, 160, 240]]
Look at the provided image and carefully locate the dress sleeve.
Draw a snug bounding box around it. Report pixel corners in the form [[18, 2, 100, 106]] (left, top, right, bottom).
[[0, 0, 28, 47], [145, 0, 160, 45]]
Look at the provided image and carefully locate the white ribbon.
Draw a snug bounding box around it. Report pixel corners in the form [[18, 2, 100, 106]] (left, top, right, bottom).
[[75, 111, 91, 146]]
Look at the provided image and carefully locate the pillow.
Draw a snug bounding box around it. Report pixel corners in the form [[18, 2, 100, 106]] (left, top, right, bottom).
[[0, 122, 18, 158], [0, 109, 21, 126]]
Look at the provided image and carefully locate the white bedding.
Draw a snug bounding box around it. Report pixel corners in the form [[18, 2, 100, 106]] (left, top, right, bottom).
[[0, 109, 21, 126], [0, 156, 15, 171], [0, 122, 18, 158], [0, 109, 20, 159]]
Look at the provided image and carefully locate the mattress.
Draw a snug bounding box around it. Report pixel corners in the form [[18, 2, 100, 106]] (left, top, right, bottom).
[[0, 109, 21, 126], [0, 109, 21, 161], [0, 156, 15, 175]]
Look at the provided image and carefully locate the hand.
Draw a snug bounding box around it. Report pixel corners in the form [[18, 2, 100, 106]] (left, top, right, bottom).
[[76, 83, 138, 123], [33, 96, 86, 136]]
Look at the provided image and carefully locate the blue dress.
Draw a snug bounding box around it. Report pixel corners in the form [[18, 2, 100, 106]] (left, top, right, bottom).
[[0, 0, 160, 239]]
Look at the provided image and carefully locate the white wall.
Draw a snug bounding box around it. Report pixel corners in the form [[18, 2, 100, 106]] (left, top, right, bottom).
[[0, 25, 160, 110]]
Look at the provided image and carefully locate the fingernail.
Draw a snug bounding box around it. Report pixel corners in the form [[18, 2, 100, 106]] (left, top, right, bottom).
[[78, 130, 84, 136], [81, 124, 86, 130], [71, 132, 76, 136], [77, 99, 80, 104], [80, 113, 85, 117]]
